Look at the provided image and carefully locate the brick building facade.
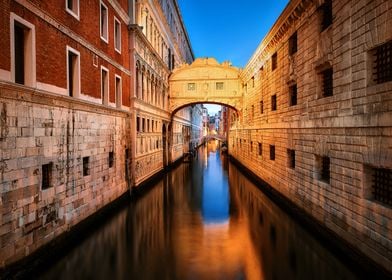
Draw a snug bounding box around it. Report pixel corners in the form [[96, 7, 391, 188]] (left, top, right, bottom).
[[229, 0, 392, 272]]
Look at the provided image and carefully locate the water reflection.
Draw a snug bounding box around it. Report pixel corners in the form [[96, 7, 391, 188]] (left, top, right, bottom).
[[39, 141, 357, 280]]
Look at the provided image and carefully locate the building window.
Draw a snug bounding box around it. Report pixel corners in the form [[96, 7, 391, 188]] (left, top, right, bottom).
[[321, 68, 333, 97], [369, 167, 392, 207], [270, 145, 275, 161], [147, 119, 150, 132], [216, 82, 224, 90], [66, 0, 79, 19], [142, 118, 145, 132], [100, 1, 108, 42], [67, 46, 80, 97], [42, 163, 53, 190], [83, 156, 90, 176], [101, 66, 109, 105], [251, 77, 255, 87], [320, 0, 332, 32], [258, 142, 262, 156], [114, 17, 121, 53], [316, 155, 330, 183], [372, 41, 392, 84], [260, 101, 264, 114], [288, 149, 295, 169], [11, 14, 36, 87], [271, 52, 277, 71], [115, 75, 122, 108], [136, 116, 140, 132], [188, 83, 196, 91], [271, 94, 277, 111], [250, 141, 253, 153], [289, 84, 297, 106], [108, 151, 114, 168], [288, 31, 297, 55]]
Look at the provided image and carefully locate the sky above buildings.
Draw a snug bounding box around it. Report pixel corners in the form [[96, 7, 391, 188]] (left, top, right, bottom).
[[177, 0, 289, 114]]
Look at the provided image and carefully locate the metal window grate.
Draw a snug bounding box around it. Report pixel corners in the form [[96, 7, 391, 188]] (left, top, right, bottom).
[[289, 32, 297, 55], [83, 156, 90, 176], [272, 52, 277, 71], [271, 95, 277, 111], [270, 145, 275, 161], [288, 149, 295, 169], [372, 168, 392, 206], [289, 84, 297, 106], [320, 0, 332, 31], [322, 68, 333, 97], [42, 163, 53, 190], [321, 156, 330, 183], [373, 41, 392, 84]]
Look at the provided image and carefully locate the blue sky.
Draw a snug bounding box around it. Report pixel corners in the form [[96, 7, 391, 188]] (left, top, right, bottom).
[[177, 0, 289, 114]]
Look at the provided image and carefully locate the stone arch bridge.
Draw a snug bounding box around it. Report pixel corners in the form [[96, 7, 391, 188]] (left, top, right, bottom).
[[169, 58, 243, 114]]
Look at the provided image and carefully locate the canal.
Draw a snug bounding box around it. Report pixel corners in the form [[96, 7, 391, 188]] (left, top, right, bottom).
[[38, 140, 358, 280]]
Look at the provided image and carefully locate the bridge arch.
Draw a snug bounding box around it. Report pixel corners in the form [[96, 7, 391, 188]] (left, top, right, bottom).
[[169, 58, 243, 114]]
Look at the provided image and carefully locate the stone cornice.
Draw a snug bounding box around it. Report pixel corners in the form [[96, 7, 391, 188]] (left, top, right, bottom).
[[242, 0, 313, 80]]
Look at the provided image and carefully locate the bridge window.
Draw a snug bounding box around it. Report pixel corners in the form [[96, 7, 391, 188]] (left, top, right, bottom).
[[260, 101, 264, 114], [187, 83, 196, 91], [289, 84, 297, 106], [271, 52, 277, 71], [270, 145, 275, 161], [321, 68, 333, 97], [288, 149, 295, 169], [371, 41, 392, 84], [258, 143, 262, 156], [216, 82, 224, 90], [289, 31, 297, 55], [271, 95, 277, 111]]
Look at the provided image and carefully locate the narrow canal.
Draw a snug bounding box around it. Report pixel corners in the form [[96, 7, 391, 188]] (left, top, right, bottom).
[[39, 140, 358, 280]]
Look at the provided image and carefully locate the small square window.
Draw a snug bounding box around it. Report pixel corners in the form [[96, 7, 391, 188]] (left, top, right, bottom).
[[271, 95, 277, 111], [372, 41, 392, 84], [321, 68, 333, 97], [216, 82, 224, 90], [271, 52, 277, 71], [270, 145, 275, 161], [367, 167, 392, 207], [100, 1, 108, 42], [289, 84, 297, 106], [288, 149, 295, 169], [289, 32, 297, 55], [108, 151, 114, 168], [66, 0, 80, 19], [188, 83, 196, 91], [83, 156, 90, 176], [42, 162, 53, 190]]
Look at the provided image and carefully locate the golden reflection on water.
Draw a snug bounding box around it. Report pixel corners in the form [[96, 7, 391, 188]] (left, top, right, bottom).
[[40, 141, 357, 280]]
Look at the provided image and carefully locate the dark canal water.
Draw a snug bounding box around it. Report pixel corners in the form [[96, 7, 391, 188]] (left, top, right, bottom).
[[39, 140, 357, 280]]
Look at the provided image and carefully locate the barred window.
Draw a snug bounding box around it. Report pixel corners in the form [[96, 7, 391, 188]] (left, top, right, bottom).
[[372, 168, 392, 207], [372, 41, 392, 84], [270, 145, 275, 161], [321, 68, 333, 97], [42, 163, 53, 190], [288, 149, 295, 169], [320, 0, 332, 32], [271, 94, 277, 111], [188, 83, 196, 91], [289, 84, 297, 106], [271, 52, 277, 71], [216, 82, 224, 90], [289, 32, 297, 55]]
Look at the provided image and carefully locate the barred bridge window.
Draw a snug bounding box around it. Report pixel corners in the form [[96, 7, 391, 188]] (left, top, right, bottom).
[[372, 168, 392, 207], [373, 41, 392, 84]]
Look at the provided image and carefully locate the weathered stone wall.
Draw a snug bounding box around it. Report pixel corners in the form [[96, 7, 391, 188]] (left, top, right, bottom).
[[229, 0, 392, 271], [0, 84, 131, 267]]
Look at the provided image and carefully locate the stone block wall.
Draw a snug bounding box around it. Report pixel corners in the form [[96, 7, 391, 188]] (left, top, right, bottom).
[[229, 0, 392, 271], [0, 84, 131, 267]]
